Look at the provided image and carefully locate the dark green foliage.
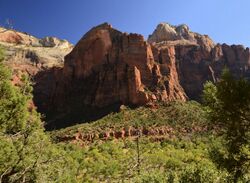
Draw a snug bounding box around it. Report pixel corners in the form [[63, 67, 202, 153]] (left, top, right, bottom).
[[58, 137, 227, 182], [0, 47, 77, 182], [0, 48, 44, 182], [203, 68, 250, 182], [52, 100, 207, 139], [52, 101, 229, 182]]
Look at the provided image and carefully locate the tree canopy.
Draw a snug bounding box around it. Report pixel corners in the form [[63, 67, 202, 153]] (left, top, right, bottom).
[[0, 47, 76, 183], [203, 69, 250, 182]]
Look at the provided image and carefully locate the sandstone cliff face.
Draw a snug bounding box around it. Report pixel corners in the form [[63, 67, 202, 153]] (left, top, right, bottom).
[[149, 23, 250, 100], [0, 27, 73, 71], [0, 26, 73, 112], [148, 23, 215, 51], [2, 23, 250, 129], [0, 27, 73, 48], [52, 23, 186, 116], [173, 43, 250, 99]]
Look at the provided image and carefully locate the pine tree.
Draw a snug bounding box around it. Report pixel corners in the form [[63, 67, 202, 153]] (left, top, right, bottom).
[[0, 47, 76, 182], [203, 69, 250, 182]]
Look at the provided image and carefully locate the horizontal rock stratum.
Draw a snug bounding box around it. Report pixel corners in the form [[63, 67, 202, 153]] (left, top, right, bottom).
[[1, 23, 250, 129]]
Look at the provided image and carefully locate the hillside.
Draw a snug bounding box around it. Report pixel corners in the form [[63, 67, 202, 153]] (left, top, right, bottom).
[[48, 101, 232, 182], [51, 101, 208, 144]]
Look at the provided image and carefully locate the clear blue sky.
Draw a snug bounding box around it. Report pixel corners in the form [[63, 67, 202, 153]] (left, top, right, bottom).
[[0, 0, 250, 46]]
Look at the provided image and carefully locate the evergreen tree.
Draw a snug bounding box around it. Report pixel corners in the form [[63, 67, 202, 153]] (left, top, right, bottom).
[[203, 69, 250, 182], [0, 47, 76, 182]]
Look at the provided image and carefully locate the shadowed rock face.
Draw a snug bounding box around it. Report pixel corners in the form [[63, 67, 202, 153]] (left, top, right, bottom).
[[149, 23, 250, 100], [168, 43, 250, 100], [2, 23, 250, 129]]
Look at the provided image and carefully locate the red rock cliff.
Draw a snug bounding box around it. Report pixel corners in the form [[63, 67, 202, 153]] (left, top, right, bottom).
[[149, 23, 250, 100], [3, 23, 250, 129], [51, 23, 186, 116]]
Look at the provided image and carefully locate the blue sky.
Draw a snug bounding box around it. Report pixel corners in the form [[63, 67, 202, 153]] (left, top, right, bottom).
[[0, 0, 250, 46]]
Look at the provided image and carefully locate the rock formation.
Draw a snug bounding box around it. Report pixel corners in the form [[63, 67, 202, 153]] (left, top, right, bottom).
[[148, 23, 214, 51], [50, 23, 186, 121], [2, 23, 250, 129], [149, 23, 250, 99], [0, 26, 73, 113], [0, 27, 73, 48]]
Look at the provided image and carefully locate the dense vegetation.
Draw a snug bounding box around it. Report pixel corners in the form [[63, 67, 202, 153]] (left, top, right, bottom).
[[51, 100, 248, 182], [0, 48, 77, 182], [203, 69, 250, 183], [0, 46, 249, 182], [51, 101, 207, 140]]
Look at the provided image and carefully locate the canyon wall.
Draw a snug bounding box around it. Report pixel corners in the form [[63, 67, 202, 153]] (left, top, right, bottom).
[[2, 23, 250, 128]]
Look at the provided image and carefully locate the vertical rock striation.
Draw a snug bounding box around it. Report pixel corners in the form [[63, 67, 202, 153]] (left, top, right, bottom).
[[51, 23, 186, 121], [149, 23, 250, 100]]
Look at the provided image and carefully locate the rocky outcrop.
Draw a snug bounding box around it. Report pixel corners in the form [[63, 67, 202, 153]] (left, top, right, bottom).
[[169, 43, 250, 99], [39, 36, 73, 48], [0, 26, 73, 48], [148, 23, 250, 100], [51, 23, 186, 117], [0, 26, 73, 114], [0, 27, 37, 45], [0, 27, 73, 70], [57, 123, 209, 145], [148, 23, 215, 51]]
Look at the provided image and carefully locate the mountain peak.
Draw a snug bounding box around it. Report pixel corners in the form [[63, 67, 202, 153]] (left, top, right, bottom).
[[148, 23, 213, 46], [0, 26, 73, 49], [96, 22, 112, 29]]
